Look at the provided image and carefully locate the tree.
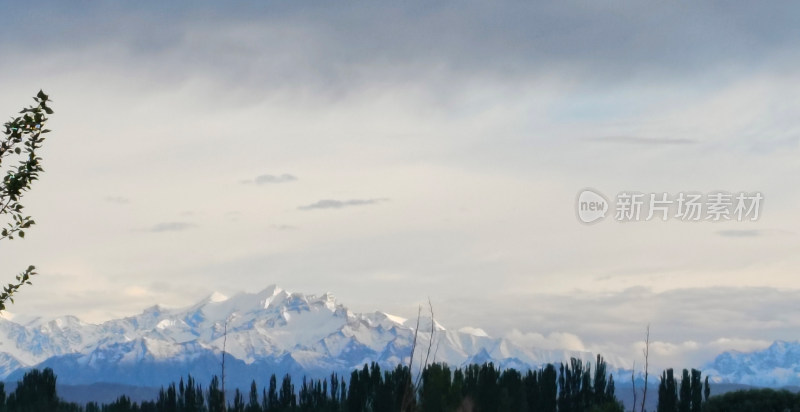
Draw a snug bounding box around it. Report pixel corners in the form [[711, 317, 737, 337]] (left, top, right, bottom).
[[208, 375, 225, 412], [689, 369, 702, 412], [657, 369, 677, 412], [0, 91, 53, 311], [419, 363, 452, 412], [279, 374, 296, 410], [231, 389, 245, 412], [6, 368, 59, 411], [246, 380, 260, 412], [703, 388, 800, 412], [657, 368, 706, 412], [267, 374, 279, 411], [678, 369, 691, 412]]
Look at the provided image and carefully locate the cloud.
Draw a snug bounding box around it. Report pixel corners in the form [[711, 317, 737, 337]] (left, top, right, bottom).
[[716, 229, 794, 237], [148, 222, 195, 233], [716, 229, 761, 237], [105, 196, 131, 204], [587, 136, 697, 145], [250, 174, 298, 184], [707, 337, 773, 353], [505, 329, 586, 351], [270, 224, 298, 231], [440, 286, 800, 369], [620, 337, 775, 370], [123, 286, 151, 298], [8, 1, 797, 103], [298, 198, 388, 210], [493, 328, 771, 369]]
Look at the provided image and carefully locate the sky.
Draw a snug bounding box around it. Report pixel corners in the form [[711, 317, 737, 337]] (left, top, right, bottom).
[[1, 1, 799, 370]]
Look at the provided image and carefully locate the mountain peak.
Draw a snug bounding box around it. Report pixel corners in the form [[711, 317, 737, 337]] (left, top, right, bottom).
[[377, 311, 407, 325], [257, 285, 284, 298]]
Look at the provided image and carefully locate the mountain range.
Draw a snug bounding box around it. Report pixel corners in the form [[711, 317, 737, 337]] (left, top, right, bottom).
[[1, 285, 798, 393], [0, 285, 601, 390], [704, 340, 800, 387]]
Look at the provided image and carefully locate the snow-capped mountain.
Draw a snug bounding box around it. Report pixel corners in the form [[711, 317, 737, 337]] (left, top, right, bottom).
[[704, 341, 800, 387], [0, 285, 600, 389]]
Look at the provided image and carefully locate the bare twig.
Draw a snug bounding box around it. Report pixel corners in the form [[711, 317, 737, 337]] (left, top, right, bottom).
[[641, 324, 650, 412], [432, 336, 442, 366], [221, 317, 230, 412], [408, 305, 422, 373], [413, 299, 437, 390], [400, 306, 422, 412], [401, 300, 438, 412], [631, 360, 637, 412]]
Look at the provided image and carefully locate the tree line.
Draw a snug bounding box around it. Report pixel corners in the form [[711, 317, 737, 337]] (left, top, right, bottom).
[[655, 368, 709, 412], [0, 356, 625, 412], [0, 359, 731, 411]]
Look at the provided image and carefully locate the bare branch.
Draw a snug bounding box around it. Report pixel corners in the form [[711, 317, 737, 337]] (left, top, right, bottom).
[[641, 324, 650, 412], [400, 305, 422, 412], [221, 317, 230, 412], [401, 299, 439, 412], [631, 360, 637, 412], [414, 298, 437, 390]]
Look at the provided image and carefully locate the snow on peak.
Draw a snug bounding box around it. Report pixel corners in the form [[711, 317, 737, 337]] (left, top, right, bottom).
[[458, 327, 489, 337], [403, 316, 446, 332], [380, 312, 407, 325], [0, 285, 622, 387], [254, 285, 286, 309], [259, 285, 284, 298], [156, 319, 175, 330], [703, 340, 800, 387], [209, 292, 228, 303]]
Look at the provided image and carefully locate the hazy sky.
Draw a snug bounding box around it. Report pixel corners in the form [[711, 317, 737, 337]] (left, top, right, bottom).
[[1, 1, 799, 370]]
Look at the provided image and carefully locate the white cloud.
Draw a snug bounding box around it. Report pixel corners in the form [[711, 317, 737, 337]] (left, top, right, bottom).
[[505, 329, 586, 352], [123, 286, 151, 298], [148, 222, 195, 233]]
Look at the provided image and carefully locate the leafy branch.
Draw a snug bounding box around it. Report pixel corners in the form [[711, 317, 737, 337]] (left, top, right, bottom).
[[0, 266, 36, 311], [0, 90, 53, 310]]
